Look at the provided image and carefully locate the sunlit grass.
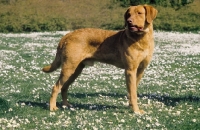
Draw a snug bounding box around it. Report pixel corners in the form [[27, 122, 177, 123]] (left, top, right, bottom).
[[0, 31, 199, 129]]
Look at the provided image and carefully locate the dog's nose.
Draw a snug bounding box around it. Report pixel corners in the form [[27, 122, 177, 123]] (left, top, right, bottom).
[[127, 19, 132, 23]]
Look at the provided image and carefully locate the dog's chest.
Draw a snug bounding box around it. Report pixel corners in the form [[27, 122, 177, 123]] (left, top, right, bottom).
[[122, 41, 151, 63]]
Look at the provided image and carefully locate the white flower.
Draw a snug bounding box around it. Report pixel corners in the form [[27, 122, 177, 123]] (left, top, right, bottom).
[[148, 99, 151, 104], [50, 112, 56, 116], [192, 119, 196, 122], [92, 126, 98, 130], [113, 113, 117, 116], [121, 119, 125, 123], [7, 123, 12, 128], [155, 122, 161, 126], [146, 124, 150, 128], [70, 108, 75, 111], [8, 108, 13, 112], [137, 119, 141, 123], [176, 111, 181, 115], [21, 103, 25, 106], [62, 105, 67, 109], [25, 118, 30, 123]]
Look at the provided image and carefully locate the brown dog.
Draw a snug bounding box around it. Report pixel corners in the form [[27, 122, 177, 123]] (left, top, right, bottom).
[[42, 5, 157, 114]]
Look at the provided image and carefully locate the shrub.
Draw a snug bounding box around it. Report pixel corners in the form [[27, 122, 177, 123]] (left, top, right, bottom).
[[0, 0, 199, 32], [118, 0, 194, 7]]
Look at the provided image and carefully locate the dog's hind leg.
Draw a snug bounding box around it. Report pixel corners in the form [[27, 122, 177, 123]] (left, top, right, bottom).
[[61, 62, 85, 107], [49, 61, 82, 111]]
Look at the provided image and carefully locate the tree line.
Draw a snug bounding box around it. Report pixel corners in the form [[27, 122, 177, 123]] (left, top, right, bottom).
[[118, 0, 194, 8]]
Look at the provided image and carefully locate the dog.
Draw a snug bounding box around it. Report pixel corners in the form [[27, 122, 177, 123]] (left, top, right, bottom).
[[42, 5, 157, 114]]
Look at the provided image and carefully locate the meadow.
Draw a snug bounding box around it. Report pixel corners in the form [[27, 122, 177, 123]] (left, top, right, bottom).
[[0, 30, 200, 129]]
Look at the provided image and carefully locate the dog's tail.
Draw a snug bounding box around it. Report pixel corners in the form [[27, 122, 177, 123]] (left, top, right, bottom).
[[42, 47, 62, 73]]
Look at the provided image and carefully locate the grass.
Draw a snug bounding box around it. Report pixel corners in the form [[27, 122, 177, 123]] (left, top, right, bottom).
[[0, 0, 124, 32], [154, 0, 200, 32], [0, 31, 200, 129], [0, 0, 200, 32]]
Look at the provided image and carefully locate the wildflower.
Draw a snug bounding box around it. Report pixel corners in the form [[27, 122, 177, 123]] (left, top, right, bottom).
[[8, 108, 13, 112], [25, 118, 30, 124], [92, 126, 98, 130], [7, 123, 12, 128], [176, 111, 181, 115], [113, 113, 117, 116], [121, 119, 125, 123], [21, 102, 25, 106], [146, 124, 150, 128], [50, 112, 56, 116], [137, 119, 141, 123], [155, 122, 161, 126], [62, 105, 67, 109], [148, 99, 151, 104], [192, 119, 196, 122], [16, 103, 19, 107], [70, 108, 75, 111]]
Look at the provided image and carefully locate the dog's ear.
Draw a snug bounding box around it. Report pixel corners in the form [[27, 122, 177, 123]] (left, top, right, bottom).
[[144, 5, 158, 23], [124, 8, 130, 28]]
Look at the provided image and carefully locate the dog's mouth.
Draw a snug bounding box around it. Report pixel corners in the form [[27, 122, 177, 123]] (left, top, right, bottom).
[[128, 25, 144, 32]]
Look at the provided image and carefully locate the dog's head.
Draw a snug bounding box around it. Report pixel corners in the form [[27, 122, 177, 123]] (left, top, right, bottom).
[[124, 5, 157, 34]]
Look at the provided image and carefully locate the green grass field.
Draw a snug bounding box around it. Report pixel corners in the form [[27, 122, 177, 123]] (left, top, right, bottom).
[[0, 31, 200, 129]]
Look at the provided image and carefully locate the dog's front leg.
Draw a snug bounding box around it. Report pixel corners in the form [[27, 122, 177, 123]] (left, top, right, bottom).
[[125, 69, 145, 115]]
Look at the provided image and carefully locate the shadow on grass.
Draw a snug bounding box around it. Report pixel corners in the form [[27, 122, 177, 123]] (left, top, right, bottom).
[[17, 100, 121, 111], [18, 100, 49, 110], [17, 92, 125, 111], [0, 98, 10, 113], [68, 92, 125, 99], [70, 92, 200, 107], [17, 92, 200, 111], [68, 92, 125, 110], [70, 103, 120, 111], [138, 93, 200, 107]]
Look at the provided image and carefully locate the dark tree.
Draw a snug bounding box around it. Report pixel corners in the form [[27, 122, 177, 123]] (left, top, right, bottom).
[[118, 0, 194, 8]]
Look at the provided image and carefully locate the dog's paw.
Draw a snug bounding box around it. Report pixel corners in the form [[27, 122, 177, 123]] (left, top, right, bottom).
[[62, 101, 73, 108], [134, 109, 146, 115], [50, 106, 59, 111]]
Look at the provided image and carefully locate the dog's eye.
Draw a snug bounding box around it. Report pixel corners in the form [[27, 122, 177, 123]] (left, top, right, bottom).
[[138, 12, 142, 15]]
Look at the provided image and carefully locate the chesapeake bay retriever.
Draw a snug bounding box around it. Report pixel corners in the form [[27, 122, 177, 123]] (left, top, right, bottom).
[[42, 5, 157, 114]]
